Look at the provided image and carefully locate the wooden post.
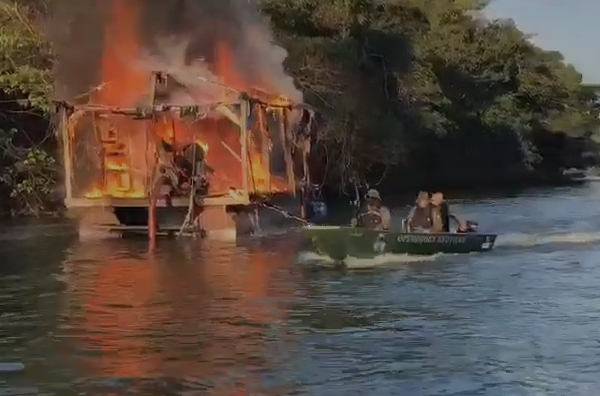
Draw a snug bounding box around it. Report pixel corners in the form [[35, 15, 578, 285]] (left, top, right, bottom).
[[148, 73, 159, 250], [148, 124, 158, 249], [279, 109, 295, 196], [301, 137, 310, 219], [257, 105, 271, 191], [59, 106, 73, 201], [170, 113, 176, 148], [92, 113, 107, 190], [240, 100, 249, 195], [148, 193, 157, 250]]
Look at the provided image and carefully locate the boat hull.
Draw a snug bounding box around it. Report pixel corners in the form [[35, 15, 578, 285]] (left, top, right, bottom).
[[303, 225, 497, 261]]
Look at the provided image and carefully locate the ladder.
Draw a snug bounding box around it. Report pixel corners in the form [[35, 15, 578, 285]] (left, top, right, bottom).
[[95, 115, 133, 194]]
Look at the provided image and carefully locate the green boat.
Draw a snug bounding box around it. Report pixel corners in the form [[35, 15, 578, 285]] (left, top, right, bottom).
[[303, 225, 497, 261]]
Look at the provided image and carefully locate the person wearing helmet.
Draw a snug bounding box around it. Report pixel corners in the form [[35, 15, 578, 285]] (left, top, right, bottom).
[[350, 189, 391, 230]]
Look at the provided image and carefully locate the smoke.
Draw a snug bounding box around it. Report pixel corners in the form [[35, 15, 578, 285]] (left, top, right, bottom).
[[51, 0, 302, 104], [138, 36, 234, 106], [50, 0, 107, 103]]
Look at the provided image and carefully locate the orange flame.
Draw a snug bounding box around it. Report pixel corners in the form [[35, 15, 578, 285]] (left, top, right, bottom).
[[95, 0, 148, 107], [83, 0, 293, 199]]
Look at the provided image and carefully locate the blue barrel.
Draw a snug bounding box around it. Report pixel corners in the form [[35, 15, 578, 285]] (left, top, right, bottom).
[[308, 200, 328, 221]]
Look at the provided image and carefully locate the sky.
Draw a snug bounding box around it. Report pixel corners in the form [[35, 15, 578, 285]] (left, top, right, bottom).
[[484, 0, 599, 84]]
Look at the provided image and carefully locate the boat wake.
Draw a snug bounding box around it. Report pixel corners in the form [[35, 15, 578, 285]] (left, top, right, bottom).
[[295, 251, 441, 269], [295, 230, 600, 269], [495, 231, 600, 248]]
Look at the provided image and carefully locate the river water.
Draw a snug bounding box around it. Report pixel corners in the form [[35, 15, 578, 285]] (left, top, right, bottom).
[[2, 183, 600, 395]]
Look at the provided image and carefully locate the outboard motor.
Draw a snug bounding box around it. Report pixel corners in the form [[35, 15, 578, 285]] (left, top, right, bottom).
[[457, 220, 478, 233]]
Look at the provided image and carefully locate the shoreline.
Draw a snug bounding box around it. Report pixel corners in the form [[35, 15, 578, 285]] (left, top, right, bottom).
[[0, 173, 591, 219], [323, 173, 590, 206]]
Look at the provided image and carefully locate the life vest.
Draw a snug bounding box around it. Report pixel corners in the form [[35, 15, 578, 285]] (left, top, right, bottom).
[[431, 203, 450, 232], [411, 206, 432, 229], [357, 209, 383, 230]]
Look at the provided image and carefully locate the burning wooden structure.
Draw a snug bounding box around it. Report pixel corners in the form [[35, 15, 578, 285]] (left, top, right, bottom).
[[58, 71, 313, 240]]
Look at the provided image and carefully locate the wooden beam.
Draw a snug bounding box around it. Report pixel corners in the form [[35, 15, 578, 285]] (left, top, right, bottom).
[[240, 101, 249, 195], [279, 109, 295, 196], [256, 104, 271, 191], [69, 103, 242, 116], [65, 194, 250, 208], [59, 107, 73, 201]]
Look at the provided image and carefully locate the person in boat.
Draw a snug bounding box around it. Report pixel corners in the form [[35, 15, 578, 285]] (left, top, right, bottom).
[[350, 189, 391, 230], [430, 192, 466, 232], [405, 191, 433, 232], [456, 219, 478, 233]]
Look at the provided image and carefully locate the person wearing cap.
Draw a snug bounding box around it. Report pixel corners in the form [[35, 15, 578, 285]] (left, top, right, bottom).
[[350, 189, 391, 230], [405, 191, 433, 232]]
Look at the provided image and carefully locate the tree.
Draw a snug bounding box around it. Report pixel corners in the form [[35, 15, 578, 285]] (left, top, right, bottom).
[[0, 0, 598, 215], [262, 0, 599, 189], [0, 0, 56, 215], [0, 0, 53, 110]]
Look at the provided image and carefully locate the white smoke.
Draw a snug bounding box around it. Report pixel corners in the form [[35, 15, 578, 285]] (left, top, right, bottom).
[[236, 18, 303, 103], [138, 0, 303, 104], [53, 0, 304, 105], [138, 36, 239, 106]]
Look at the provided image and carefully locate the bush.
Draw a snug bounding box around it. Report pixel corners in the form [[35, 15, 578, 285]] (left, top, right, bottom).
[[262, 0, 600, 189], [0, 0, 598, 216], [0, 127, 58, 215]]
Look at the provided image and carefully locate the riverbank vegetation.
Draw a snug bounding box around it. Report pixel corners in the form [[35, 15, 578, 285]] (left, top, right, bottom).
[[0, 0, 599, 214], [262, 0, 600, 191]]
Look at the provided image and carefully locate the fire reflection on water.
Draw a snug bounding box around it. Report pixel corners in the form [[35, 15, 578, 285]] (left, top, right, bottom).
[[58, 239, 301, 394]]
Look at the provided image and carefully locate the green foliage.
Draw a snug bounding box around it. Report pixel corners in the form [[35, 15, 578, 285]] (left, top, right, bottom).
[[0, 0, 53, 112], [0, 0, 55, 215], [0, 0, 598, 212], [262, 0, 600, 188], [0, 128, 58, 215]]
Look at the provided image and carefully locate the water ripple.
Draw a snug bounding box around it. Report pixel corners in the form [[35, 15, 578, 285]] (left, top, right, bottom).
[[2, 185, 600, 395]]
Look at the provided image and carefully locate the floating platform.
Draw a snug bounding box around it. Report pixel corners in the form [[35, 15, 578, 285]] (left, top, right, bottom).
[[57, 71, 314, 243], [88, 224, 197, 238]]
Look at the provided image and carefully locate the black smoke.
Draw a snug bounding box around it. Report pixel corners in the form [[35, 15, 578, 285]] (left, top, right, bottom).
[[51, 0, 301, 104]]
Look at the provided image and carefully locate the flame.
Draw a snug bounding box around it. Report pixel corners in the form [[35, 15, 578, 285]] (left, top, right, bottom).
[[195, 139, 209, 154], [85, 158, 146, 199], [266, 95, 292, 108], [248, 152, 286, 193], [246, 127, 289, 193], [80, 0, 295, 200], [85, 188, 103, 199], [95, 0, 148, 107], [83, 0, 149, 199], [106, 161, 128, 171]]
